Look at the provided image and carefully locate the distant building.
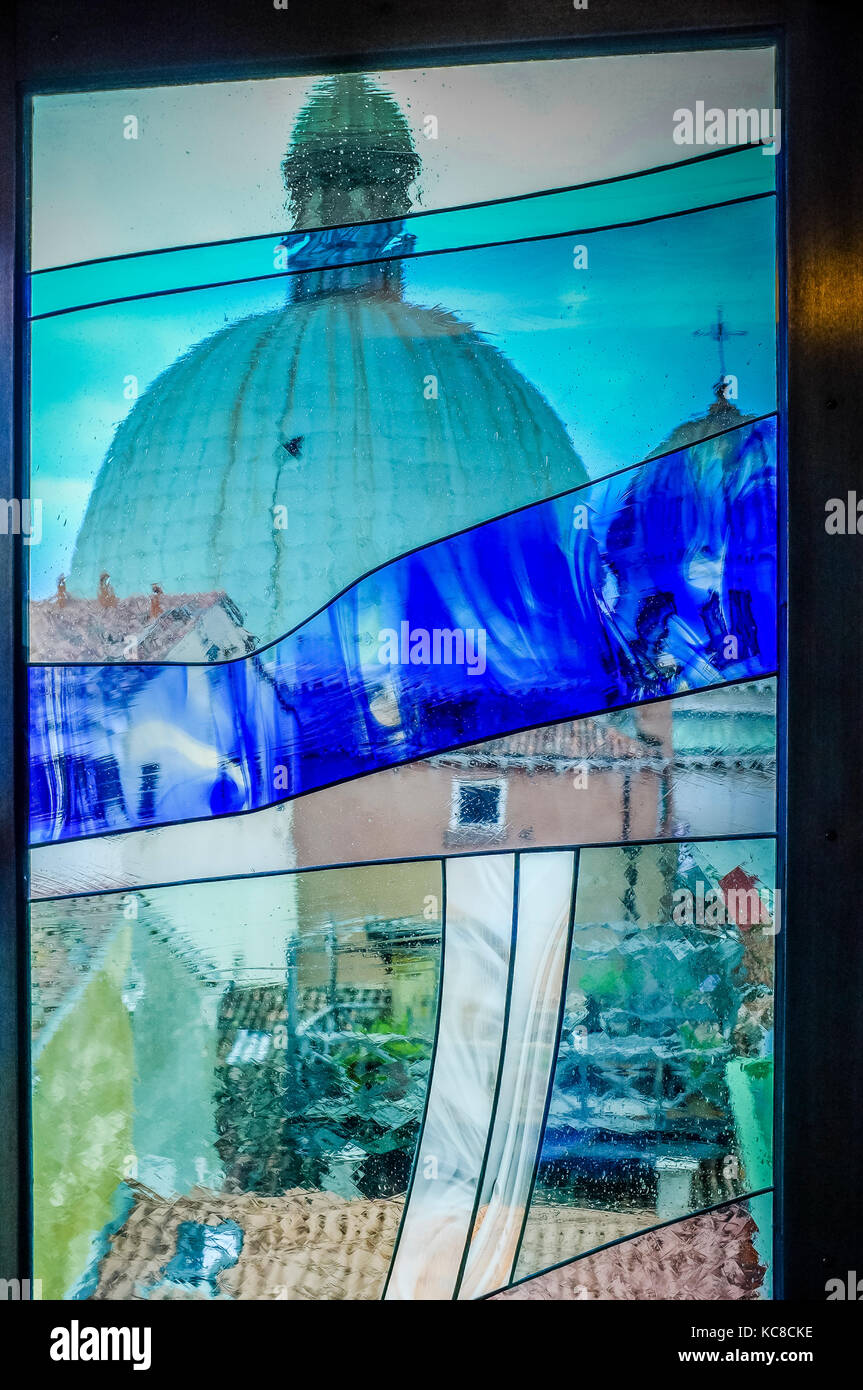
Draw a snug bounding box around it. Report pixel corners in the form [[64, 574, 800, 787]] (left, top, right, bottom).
[[29, 588, 256, 662]]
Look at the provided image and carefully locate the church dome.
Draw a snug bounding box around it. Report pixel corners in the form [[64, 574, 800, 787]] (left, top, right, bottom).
[[69, 76, 586, 647]]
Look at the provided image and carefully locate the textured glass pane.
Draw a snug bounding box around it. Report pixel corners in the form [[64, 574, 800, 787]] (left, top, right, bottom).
[[458, 851, 574, 1299], [29, 194, 776, 628], [385, 854, 516, 1300], [492, 1195, 771, 1301], [514, 838, 775, 1281], [30, 51, 773, 268], [31, 862, 442, 1299], [29, 418, 777, 845], [27, 46, 780, 1304], [31, 145, 774, 318], [30, 679, 776, 899]]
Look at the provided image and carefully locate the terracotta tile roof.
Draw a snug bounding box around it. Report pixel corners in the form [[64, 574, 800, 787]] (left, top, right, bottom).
[[492, 1202, 765, 1300], [92, 1185, 402, 1301], [91, 1187, 763, 1301], [512, 1204, 656, 1277], [29, 591, 254, 662], [434, 717, 653, 768]]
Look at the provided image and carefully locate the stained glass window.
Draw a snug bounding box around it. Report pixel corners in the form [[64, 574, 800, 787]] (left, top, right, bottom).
[[26, 45, 780, 1300]]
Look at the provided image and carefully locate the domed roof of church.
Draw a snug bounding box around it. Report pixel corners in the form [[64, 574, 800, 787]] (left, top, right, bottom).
[[644, 385, 756, 460], [69, 76, 586, 646]]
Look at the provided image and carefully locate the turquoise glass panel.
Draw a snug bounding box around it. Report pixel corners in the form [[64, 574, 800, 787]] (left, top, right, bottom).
[[29, 145, 774, 319], [28, 195, 776, 643]]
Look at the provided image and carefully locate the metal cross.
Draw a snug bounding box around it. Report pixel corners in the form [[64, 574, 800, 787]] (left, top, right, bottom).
[[693, 306, 747, 385]]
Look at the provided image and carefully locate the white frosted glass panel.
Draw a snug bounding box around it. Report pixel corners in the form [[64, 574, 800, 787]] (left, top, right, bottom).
[[458, 850, 574, 1299], [385, 854, 515, 1300]]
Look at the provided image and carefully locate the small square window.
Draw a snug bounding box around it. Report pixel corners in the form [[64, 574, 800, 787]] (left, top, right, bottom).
[[453, 780, 505, 828]]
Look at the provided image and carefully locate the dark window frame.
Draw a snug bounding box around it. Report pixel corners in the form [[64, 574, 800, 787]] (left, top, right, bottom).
[[2, 0, 861, 1301]]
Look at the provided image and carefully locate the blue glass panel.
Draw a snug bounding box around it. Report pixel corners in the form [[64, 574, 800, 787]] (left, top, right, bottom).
[[29, 146, 774, 319], [29, 417, 777, 844]]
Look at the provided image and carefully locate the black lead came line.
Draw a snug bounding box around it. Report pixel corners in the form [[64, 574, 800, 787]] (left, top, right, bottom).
[[480, 1186, 775, 1301], [27, 410, 779, 671], [30, 142, 774, 279], [28, 190, 776, 322], [32, 827, 778, 908], [28, 671, 781, 855]]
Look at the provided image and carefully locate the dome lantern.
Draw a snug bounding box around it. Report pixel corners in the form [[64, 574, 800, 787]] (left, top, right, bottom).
[[281, 74, 421, 303], [282, 73, 421, 230], [280, 71, 419, 303]]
